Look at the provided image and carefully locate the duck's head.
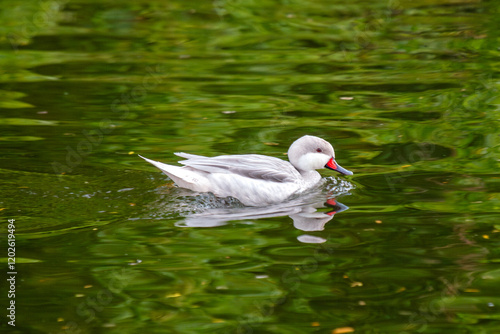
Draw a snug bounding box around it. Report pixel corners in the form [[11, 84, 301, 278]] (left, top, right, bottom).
[[287, 135, 353, 175]]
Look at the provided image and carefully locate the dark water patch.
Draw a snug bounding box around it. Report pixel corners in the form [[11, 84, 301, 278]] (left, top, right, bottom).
[[214, 62, 292, 75], [32, 62, 158, 77], [377, 111, 442, 121], [291, 82, 462, 96], [201, 83, 286, 95], [19, 34, 145, 52], [371, 142, 453, 165], [295, 62, 352, 74]]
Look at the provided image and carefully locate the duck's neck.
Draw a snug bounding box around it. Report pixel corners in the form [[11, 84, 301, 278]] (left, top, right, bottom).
[[298, 169, 322, 184]]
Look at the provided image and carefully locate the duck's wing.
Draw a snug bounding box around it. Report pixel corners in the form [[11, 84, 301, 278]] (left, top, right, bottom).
[[175, 153, 301, 183]]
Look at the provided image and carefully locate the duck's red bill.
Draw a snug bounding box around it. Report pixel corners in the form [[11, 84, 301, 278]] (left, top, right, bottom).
[[325, 158, 353, 176], [326, 199, 337, 206]]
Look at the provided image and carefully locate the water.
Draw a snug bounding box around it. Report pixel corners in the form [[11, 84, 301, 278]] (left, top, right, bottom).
[[1, 0, 500, 333]]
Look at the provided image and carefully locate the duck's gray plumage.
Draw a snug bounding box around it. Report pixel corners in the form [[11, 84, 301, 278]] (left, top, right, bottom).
[[175, 153, 301, 183]]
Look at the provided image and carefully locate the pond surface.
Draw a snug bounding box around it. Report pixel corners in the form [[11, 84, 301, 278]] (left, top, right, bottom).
[[1, 0, 500, 333]]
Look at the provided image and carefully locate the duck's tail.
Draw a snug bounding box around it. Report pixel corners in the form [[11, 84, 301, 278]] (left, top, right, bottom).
[[139, 155, 210, 192]]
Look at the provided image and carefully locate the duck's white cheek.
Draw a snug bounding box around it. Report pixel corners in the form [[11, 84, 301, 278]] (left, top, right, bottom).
[[297, 153, 330, 170]]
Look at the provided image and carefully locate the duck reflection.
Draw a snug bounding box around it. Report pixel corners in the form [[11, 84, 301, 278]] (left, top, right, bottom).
[[290, 198, 348, 231], [175, 193, 349, 243]]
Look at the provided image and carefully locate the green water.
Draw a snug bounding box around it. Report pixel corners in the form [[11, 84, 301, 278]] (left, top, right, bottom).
[[1, 0, 500, 333]]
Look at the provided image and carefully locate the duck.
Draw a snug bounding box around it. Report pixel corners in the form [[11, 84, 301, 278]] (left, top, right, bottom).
[[139, 135, 352, 206]]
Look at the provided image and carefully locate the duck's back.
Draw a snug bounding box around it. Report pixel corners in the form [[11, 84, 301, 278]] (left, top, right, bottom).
[[176, 153, 301, 183]]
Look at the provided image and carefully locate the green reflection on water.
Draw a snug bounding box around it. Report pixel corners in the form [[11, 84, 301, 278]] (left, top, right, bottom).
[[1, 0, 500, 333]]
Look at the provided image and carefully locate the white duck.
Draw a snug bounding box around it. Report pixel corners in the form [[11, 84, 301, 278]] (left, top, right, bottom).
[[140, 135, 352, 206]]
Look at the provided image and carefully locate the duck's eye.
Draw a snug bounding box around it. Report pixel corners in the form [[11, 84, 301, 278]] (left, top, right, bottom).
[[316, 148, 322, 153]]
